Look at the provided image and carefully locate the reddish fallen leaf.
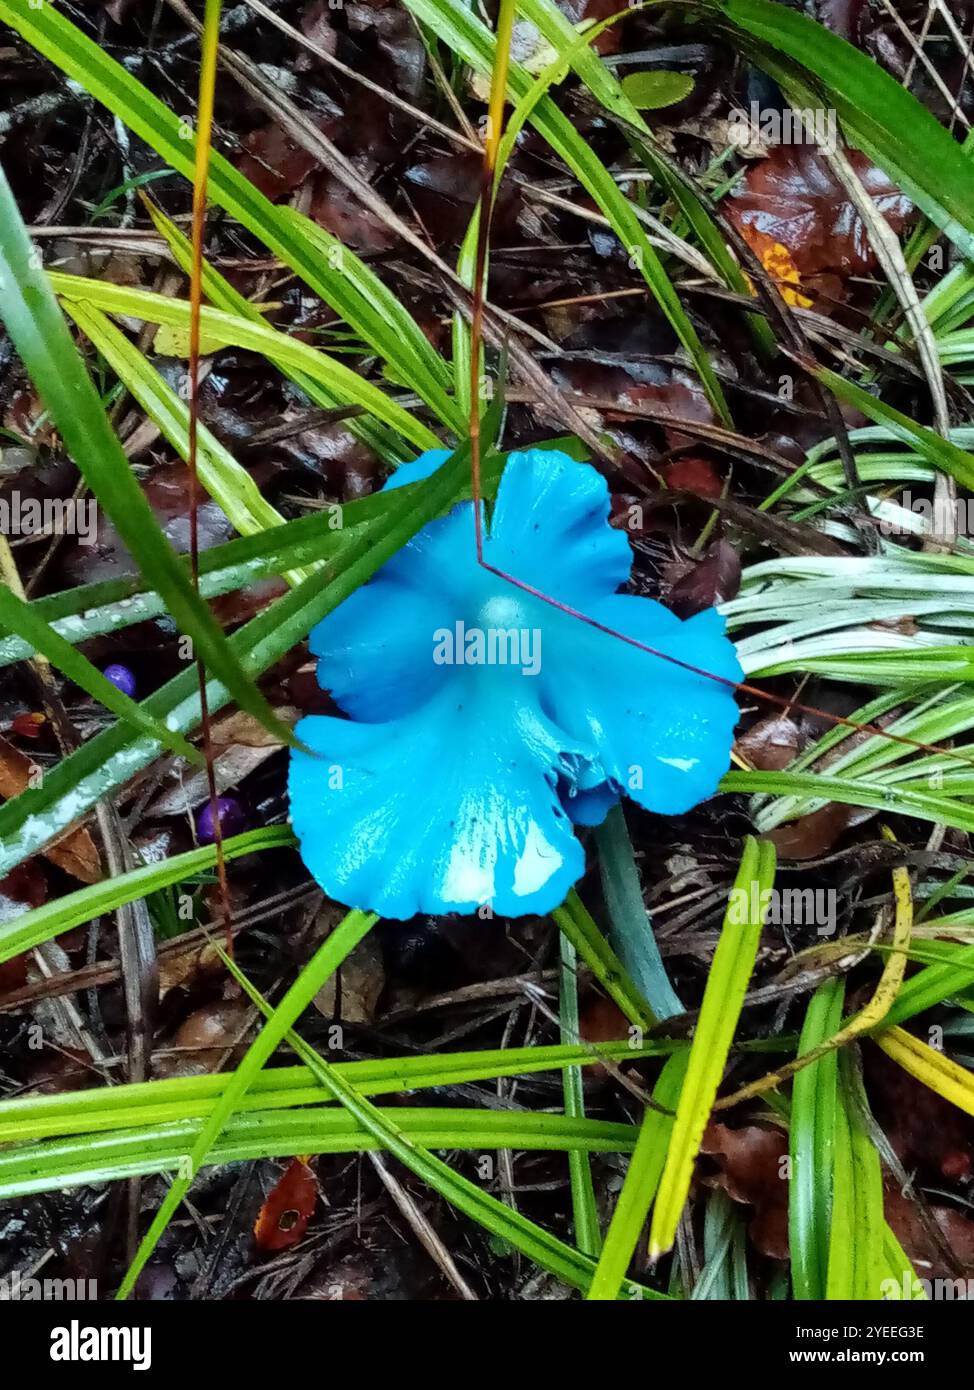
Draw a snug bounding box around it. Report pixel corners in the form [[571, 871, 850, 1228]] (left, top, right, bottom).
[[10, 712, 46, 739], [237, 121, 331, 202], [668, 540, 742, 617], [578, 995, 630, 1082], [728, 144, 911, 279], [884, 1185, 974, 1284], [663, 456, 722, 500], [700, 1120, 790, 1260], [766, 803, 860, 860], [0, 737, 102, 884], [310, 173, 397, 253], [815, 0, 866, 42], [61, 463, 234, 588], [866, 1045, 974, 1186], [296, 0, 339, 67], [0, 862, 44, 995], [254, 1159, 318, 1253], [0, 953, 28, 993], [736, 713, 803, 772]]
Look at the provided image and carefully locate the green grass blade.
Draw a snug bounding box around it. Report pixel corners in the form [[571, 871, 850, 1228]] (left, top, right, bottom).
[[65, 301, 292, 546], [789, 979, 844, 1300], [0, 1039, 679, 1145], [142, 198, 407, 462], [559, 934, 601, 1257], [649, 837, 776, 1256], [554, 889, 658, 1034], [587, 1050, 688, 1300], [0, 827, 294, 966], [52, 272, 440, 454], [596, 804, 683, 1020]]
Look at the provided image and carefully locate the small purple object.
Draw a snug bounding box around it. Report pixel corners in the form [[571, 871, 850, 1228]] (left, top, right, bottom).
[[196, 796, 247, 844], [103, 662, 137, 698]]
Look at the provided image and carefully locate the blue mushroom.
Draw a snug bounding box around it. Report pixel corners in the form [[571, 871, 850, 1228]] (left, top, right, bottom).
[[289, 448, 742, 919]]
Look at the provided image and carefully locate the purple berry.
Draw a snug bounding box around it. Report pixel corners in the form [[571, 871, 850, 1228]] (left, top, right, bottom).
[[196, 796, 247, 844], [103, 663, 137, 698]]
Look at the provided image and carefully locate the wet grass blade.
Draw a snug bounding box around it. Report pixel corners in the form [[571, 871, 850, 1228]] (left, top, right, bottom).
[[789, 979, 844, 1300], [649, 837, 776, 1256], [559, 934, 601, 1257], [815, 366, 974, 491], [66, 301, 293, 547], [142, 197, 406, 462], [826, 1052, 885, 1299], [724, 768, 974, 836], [876, 1026, 974, 1117], [596, 804, 683, 1020], [51, 272, 440, 453], [0, 1039, 678, 1146], [553, 889, 658, 1034], [587, 1051, 688, 1300]]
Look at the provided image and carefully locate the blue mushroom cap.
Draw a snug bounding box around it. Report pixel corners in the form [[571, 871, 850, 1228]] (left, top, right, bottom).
[[288, 448, 742, 919]]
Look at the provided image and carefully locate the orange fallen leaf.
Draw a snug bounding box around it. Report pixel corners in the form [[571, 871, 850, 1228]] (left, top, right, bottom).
[[254, 1158, 318, 1252]]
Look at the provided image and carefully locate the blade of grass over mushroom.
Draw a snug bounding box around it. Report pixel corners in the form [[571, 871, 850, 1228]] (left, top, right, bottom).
[[219, 955, 668, 1301], [560, 934, 602, 1258], [0, 0, 460, 432], [596, 805, 683, 1020], [649, 837, 776, 1258], [0, 1040, 680, 1146], [0, 827, 295, 967], [141, 198, 406, 462], [876, 1027, 974, 1118], [117, 907, 378, 1299], [50, 273, 440, 454], [587, 1050, 688, 1301], [789, 979, 844, 1301], [553, 890, 658, 1034], [0, 579, 198, 763], [0, 442, 492, 877], [710, 0, 974, 262], [0, 163, 297, 751], [401, 0, 732, 426]]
